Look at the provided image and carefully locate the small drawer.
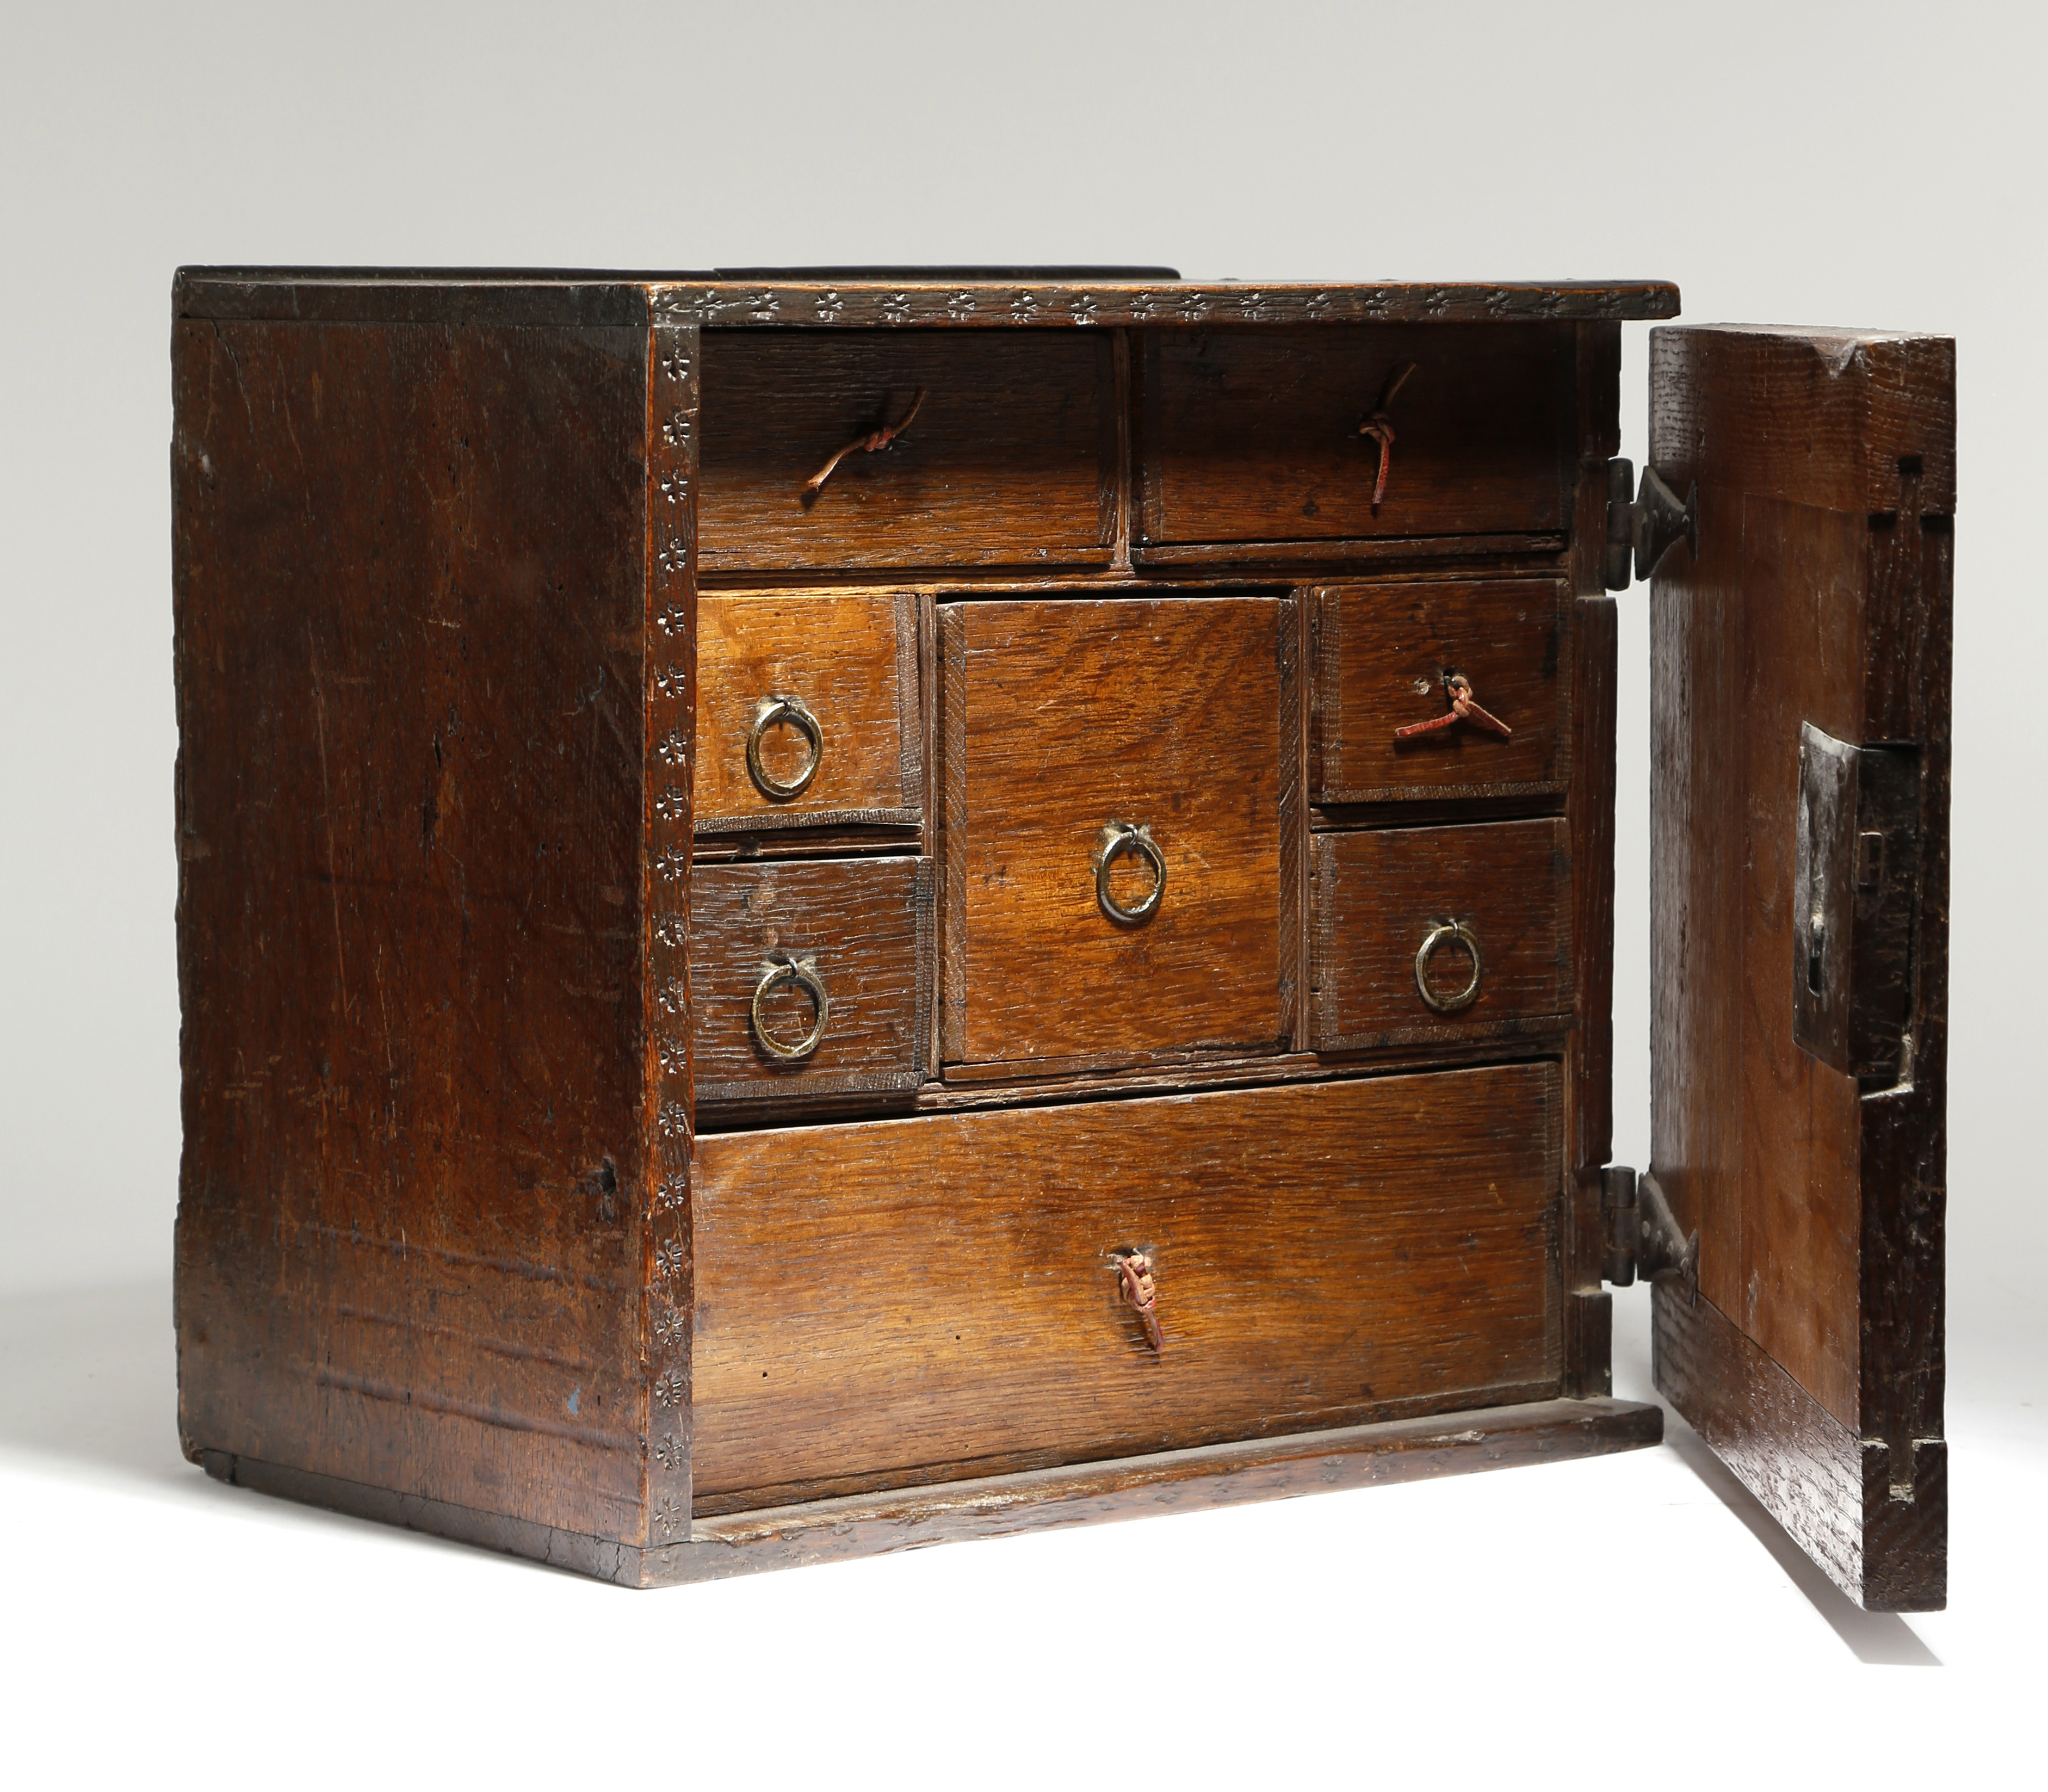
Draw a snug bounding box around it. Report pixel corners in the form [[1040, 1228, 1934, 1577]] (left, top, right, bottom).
[[699, 330, 1118, 570], [690, 1064, 1563, 1511], [1310, 819, 1570, 1049], [695, 591, 925, 833], [1311, 579, 1570, 805], [1140, 324, 1572, 551], [689, 856, 933, 1108], [941, 595, 1292, 1070]]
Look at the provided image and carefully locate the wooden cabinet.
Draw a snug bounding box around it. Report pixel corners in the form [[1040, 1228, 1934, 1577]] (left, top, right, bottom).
[[169, 271, 1952, 1610]]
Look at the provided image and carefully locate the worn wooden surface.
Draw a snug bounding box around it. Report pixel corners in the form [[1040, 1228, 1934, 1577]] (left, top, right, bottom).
[[173, 270, 1681, 330], [171, 272, 1651, 1586], [690, 857, 933, 1109], [1648, 324, 1951, 1609], [693, 590, 922, 829], [1310, 819, 1570, 1050], [1310, 579, 1570, 806], [171, 316, 653, 1542], [643, 320, 700, 1543], [698, 330, 1117, 570], [1654, 1286, 1944, 1611], [200, 1395, 1660, 1586], [691, 1065, 1563, 1510], [1142, 325, 1574, 546], [941, 596, 1286, 1068]]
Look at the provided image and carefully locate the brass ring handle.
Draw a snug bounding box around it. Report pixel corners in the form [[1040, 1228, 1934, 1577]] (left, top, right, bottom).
[[1414, 918, 1483, 1014], [751, 956, 830, 1061], [1096, 820, 1166, 925], [745, 695, 824, 800]]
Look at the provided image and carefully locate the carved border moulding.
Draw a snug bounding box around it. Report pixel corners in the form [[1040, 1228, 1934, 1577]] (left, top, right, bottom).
[[647, 281, 1680, 328], [642, 319, 701, 1547]]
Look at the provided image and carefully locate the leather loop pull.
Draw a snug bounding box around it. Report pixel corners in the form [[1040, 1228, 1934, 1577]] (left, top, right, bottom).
[[1114, 1251, 1161, 1352], [1393, 673, 1513, 741], [1357, 362, 1417, 506], [805, 388, 927, 493]]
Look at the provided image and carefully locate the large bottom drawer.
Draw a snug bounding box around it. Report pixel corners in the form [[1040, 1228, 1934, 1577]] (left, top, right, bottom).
[[690, 1062, 1563, 1511]]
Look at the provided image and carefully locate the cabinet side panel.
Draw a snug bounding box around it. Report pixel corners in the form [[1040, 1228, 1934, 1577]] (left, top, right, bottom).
[[172, 316, 651, 1541]]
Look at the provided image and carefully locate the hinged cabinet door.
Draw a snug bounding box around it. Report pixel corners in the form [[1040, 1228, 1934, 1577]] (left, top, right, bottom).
[[1648, 325, 1952, 1611]]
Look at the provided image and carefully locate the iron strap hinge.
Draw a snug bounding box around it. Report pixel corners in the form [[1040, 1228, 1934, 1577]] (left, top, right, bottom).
[[1602, 459, 1699, 590], [1600, 1165, 1698, 1302]]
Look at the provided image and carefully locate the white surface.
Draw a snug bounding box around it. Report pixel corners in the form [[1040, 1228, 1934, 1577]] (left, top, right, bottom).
[[3, 2, 2045, 1779], [3, 1280, 2043, 1784]]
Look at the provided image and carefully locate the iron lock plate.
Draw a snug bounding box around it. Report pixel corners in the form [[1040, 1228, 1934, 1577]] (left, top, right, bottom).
[[1792, 722, 1920, 1084]]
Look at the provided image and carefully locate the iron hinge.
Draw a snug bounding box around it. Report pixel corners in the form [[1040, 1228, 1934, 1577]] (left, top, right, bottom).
[[1600, 1165, 1698, 1302], [1603, 459, 1699, 590]]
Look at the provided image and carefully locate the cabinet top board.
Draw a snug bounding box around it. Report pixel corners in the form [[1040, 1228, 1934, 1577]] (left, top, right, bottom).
[[172, 268, 1682, 330]]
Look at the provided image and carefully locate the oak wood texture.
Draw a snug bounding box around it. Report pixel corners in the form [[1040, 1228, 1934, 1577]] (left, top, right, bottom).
[[1140, 325, 1575, 549], [168, 271, 1685, 1590], [172, 314, 655, 1544], [690, 1065, 1564, 1510], [1309, 578, 1571, 806], [1309, 819, 1571, 1051], [1653, 1286, 1943, 1613], [201, 1395, 1660, 1586], [174, 271, 1682, 331], [698, 330, 1118, 570], [689, 857, 934, 1110], [644, 321, 700, 1536], [940, 596, 1288, 1069], [692, 590, 923, 830], [1648, 324, 1952, 1609]]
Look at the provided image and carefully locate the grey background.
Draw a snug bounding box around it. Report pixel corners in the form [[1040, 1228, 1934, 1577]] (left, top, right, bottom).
[[2, 1, 2038, 1338]]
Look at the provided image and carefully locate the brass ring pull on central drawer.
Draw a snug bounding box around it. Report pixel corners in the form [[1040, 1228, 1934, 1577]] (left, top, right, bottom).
[[746, 694, 824, 800], [1415, 918, 1482, 1014], [752, 955, 831, 1060], [1097, 820, 1166, 925]]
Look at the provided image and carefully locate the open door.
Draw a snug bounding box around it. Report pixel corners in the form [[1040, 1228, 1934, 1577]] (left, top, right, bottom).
[[1645, 325, 1953, 1611]]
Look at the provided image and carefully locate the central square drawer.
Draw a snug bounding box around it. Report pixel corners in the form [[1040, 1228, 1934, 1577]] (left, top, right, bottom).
[[941, 595, 1292, 1070]]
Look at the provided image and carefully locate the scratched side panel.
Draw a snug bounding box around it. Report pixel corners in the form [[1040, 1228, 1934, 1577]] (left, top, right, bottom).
[[171, 310, 652, 1540]]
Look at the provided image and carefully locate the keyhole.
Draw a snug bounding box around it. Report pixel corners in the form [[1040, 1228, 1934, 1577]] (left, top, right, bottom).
[[1806, 909, 1827, 997]]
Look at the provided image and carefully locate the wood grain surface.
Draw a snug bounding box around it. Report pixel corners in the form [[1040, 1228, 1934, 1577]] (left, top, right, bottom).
[[690, 857, 933, 1109], [171, 316, 653, 1542], [172, 270, 1682, 331], [698, 330, 1117, 570], [1142, 324, 1575, 546], [1310, 578, 1570, 805], [691, 1064, 1564, 1509], [201, 1395, 1661, 1587], [642, 319, 700, 1543], [693, 590, 922, 829], [1648, 324, 1952, 1609], [941, 596, 1286, 1068], [1654, 1286, 1945, 1612], [1310, 819, 1570, 1050]]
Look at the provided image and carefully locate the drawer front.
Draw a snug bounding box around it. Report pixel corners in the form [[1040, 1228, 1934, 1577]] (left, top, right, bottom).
[[1310, 819, 1570, 1049], [695, 591, 923, 832], [1311, 579, 1570, 805], [691, 1064, 1563, 1508], [942, 596, 1290, 1069], [700, 331, 1118, 570], [1141, 324, 1572, 548], [690, 857, 933, 1106]]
